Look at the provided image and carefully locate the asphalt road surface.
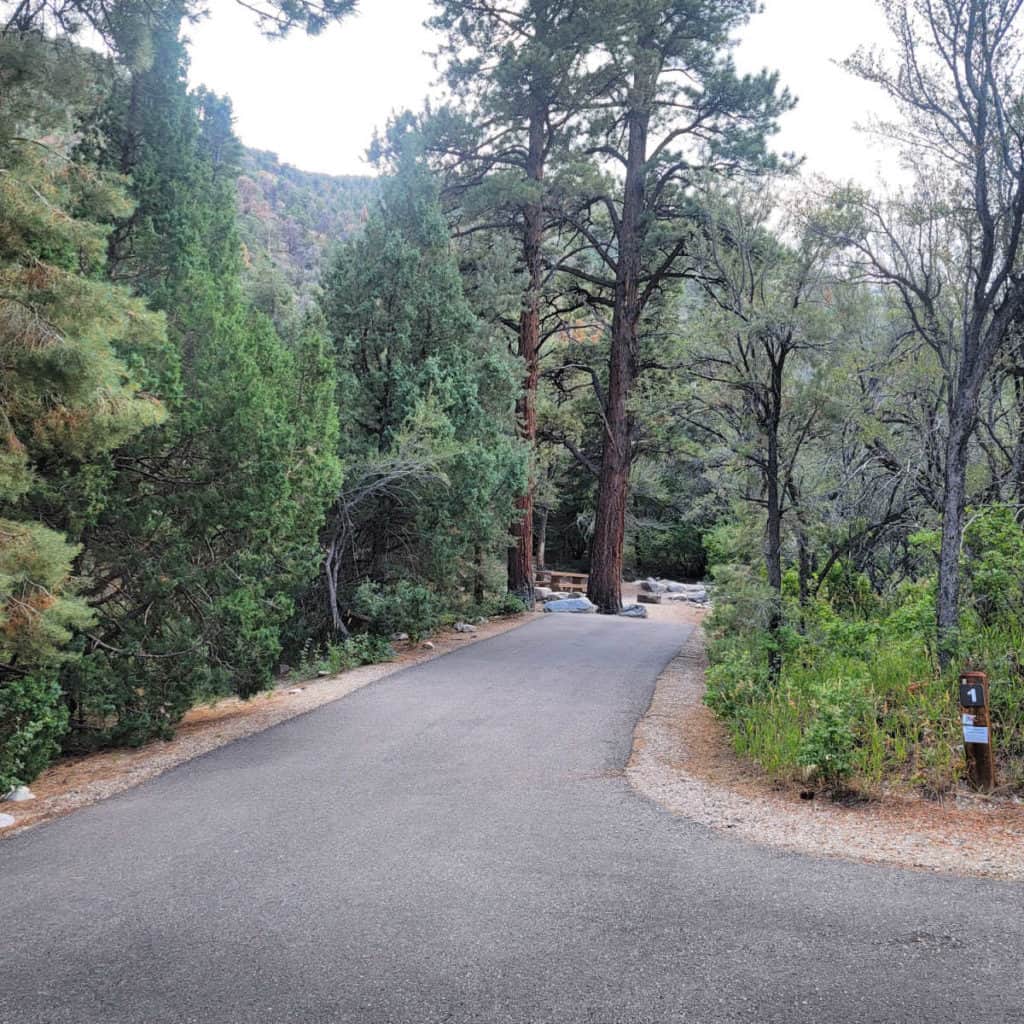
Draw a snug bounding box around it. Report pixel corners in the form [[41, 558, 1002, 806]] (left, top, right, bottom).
[[2, 615, 1022, 1024]]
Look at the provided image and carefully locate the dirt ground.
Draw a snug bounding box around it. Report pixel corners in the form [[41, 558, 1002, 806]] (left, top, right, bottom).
[[0, 613, 539, 838], [628, 599, 1024, 881]]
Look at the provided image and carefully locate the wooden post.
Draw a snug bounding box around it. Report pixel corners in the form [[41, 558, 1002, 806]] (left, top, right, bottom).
[[959, 671, 996, 792]]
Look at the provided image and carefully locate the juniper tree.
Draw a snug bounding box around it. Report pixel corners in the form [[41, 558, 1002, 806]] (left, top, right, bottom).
[[844, 0, 1024, 665], [321, 128, 526, 631]]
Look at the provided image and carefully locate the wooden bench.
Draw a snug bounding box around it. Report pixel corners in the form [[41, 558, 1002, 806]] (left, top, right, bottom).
[[536, 570, 588, 594]]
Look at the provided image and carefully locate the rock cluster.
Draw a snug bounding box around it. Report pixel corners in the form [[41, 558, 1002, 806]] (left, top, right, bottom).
[[639, 578, 710, 605]]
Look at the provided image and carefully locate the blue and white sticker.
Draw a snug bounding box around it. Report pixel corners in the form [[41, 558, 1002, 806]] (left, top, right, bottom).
[[963, 725, 990, 744]]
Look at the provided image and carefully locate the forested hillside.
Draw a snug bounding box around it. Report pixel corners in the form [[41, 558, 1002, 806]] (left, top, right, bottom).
[[4, 0, 1024, 803], [236, 147, 375, 328]]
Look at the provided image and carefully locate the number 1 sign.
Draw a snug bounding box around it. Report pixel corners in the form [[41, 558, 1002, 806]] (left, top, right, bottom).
[[959, 672, 995, 792]]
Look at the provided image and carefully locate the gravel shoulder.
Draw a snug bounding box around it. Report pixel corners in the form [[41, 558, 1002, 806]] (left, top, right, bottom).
[[0, 612, 539, 838], [628, 623, 1024, 881]]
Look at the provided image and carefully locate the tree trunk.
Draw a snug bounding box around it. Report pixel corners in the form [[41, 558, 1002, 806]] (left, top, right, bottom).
[[1013, 370, 1024, 505], [937, 406, 973, 668], [535, 505, 548, 571], [474, 543, 486, 605], [765, 415, 784, 682], [506, 107, 546, 606], [587, 101, 648, 615]]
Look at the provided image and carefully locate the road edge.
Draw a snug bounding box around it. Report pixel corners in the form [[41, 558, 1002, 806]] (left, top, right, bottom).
[[626, 628, 1024, 881]]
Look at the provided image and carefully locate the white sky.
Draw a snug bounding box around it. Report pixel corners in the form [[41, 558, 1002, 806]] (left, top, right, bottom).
[[187, 0, 899, 184]]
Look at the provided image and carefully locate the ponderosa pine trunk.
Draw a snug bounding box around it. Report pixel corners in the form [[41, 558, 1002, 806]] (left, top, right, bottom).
[[587, 102, 648, 615], [506, 107, 545, 606]]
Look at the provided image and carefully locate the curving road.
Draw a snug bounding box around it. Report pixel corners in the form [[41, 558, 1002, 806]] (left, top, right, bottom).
[[2, 615, 1022, 1024]]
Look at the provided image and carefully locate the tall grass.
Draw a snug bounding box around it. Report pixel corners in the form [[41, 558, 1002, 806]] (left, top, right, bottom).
[[704, 571, 1023, 795]]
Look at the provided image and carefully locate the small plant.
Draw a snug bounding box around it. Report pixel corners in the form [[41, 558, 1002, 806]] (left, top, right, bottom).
[[798, 705, 857, 788]]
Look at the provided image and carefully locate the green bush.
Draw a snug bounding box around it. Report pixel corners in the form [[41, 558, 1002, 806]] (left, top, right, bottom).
[[290, 634, 395, 681], [797, 699, 860, 787], [478, 593, 527, 617], [342, 633, 395, 665], [0, 673, 69, 792], [351, 580, 443, 643]]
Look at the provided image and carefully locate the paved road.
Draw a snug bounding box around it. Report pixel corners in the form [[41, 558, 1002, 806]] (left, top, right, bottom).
[[2, 615, 1022, 1023]]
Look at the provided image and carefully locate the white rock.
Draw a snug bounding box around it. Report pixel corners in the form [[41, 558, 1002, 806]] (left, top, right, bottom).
[[0, 813, 15, 829], [619, 604, 648, 618], [391, 632, 409, 642], [453, 622, 478, 633], [543, 597, 597, 614], [287, 687, 304, 695], [422, 641, 435, 650], [535, 586, 553, 600], [640, 579, 667, 593], [4, 785, 34, 802]]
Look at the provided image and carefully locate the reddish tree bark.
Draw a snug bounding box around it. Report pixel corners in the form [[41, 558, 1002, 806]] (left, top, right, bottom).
[[507, 109, 545, 605], [587, 102, 647, 615]]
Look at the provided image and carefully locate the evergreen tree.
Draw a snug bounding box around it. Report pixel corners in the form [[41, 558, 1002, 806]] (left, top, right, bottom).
[[320, 128, 526, 632], [427, 0, 598, 605], [61, 12, 341, 744], [0, 31, 166, 784], [560, 0, 792, 612]]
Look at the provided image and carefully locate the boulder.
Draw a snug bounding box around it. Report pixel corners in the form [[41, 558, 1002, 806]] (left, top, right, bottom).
[[453, 622, 478, 633], [4, 785, 34, 802], [618, 604, 648, 618], [391, 632, 409, 642], [543, 597, 596, 614], [0, 813, 15, 830], [535, 586, 554, 600], [422, 641, 435, 650], [640, 579, 666, 594], [637, 593, 663, 605], [542, 591, 570, 602]]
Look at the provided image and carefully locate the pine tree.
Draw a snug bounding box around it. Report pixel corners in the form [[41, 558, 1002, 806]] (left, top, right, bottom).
[[0, 31, 166, 784], [560, 0, 792, 612], [428, 0, 598, 605]]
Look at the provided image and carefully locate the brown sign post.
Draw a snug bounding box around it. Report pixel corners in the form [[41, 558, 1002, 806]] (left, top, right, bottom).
[[959, 671, 996, 792]]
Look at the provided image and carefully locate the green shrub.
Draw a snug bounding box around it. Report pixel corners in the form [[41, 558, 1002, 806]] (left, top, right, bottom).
[[291, 634, 396, 681], [0, 673, 69, 792], [478, 593, 527, 617], [351, 580, 442, 642], [798, 703, 859, 787], [343, 633, 395, 665]]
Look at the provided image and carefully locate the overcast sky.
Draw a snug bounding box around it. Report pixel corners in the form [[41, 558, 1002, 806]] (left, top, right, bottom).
[[187, 0, 899, 184]]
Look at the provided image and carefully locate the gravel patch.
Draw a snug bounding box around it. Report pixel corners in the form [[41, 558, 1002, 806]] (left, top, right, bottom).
[[628, 628, 1024, 880]]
